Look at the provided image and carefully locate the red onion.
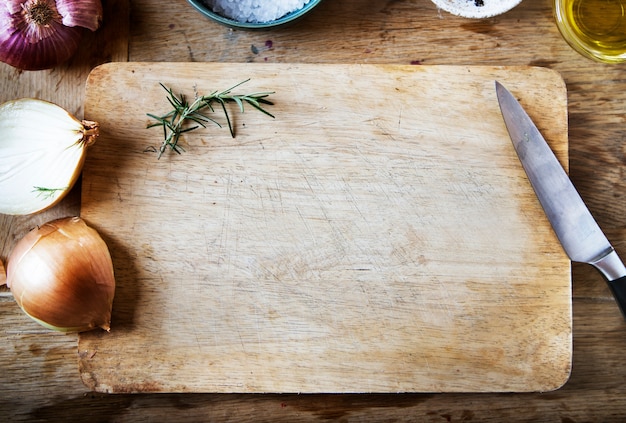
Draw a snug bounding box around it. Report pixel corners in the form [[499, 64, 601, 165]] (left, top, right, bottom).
[[0, 0, 103, 71]]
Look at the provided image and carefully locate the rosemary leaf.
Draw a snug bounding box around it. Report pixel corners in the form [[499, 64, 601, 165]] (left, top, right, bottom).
[[33, 186, 68, 199]]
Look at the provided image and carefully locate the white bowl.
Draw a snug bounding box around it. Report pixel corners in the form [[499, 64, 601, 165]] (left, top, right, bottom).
[[431, 0, 522, 18]]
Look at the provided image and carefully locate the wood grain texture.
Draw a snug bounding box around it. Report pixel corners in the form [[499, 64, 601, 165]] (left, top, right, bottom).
[[3, 0, 626, 420], [77, 62, 570, 393]]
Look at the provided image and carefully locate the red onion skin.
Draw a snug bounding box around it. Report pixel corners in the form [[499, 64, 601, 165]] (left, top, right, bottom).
[[0, 0, 102, 71], [56, 0, 102, 31], [0, 16, 83, 71]]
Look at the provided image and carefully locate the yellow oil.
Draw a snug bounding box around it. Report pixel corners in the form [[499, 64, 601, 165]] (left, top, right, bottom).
[[556, 0, 626, 61]]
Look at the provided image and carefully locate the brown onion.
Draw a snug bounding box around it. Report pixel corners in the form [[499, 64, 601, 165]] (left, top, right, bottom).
[[6, 216, 115, 332], [0, 259, 5, 286], [0, 0, 103, 70]]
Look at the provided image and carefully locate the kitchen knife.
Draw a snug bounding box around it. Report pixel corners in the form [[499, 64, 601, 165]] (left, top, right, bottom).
[[496, 81, 626, 319]]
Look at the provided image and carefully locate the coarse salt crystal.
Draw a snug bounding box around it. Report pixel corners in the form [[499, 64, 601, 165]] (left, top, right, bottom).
[[204, 0, 312, 23]]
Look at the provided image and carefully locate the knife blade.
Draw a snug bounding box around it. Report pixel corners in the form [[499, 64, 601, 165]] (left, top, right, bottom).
[[496, 81, 626, 319]]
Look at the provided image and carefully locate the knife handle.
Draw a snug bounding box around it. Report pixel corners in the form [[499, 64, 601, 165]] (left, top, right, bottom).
[[607, 276, 626, 319]]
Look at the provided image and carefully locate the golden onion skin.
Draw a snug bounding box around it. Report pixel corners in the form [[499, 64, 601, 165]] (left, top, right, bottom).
[[6, 217, 115, 332]]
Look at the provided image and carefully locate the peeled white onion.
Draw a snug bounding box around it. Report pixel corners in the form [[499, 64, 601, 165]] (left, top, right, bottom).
[[5, 216, 115, 332], [0, 98, 99, 215]]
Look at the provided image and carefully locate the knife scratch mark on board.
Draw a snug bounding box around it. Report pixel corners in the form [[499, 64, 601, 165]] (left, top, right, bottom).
[[342, 176, 367, 222], [297, 159, 350, 256], [218, 172, 234, 268], [296, 206, 317, 247]]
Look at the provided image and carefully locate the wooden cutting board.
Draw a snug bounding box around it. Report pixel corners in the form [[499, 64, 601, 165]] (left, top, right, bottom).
[[78, 63, 572, 393]]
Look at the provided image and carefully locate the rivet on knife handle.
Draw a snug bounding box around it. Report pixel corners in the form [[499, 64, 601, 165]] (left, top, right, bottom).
[[496, 81, 626, 319]]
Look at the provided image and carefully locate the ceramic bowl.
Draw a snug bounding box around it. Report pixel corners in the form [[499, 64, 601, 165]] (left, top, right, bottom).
[[187, 0, 324, 30], [431, 0, 522, 19]]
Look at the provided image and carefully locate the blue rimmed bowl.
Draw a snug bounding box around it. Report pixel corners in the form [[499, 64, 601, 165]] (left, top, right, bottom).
[[187, 0, 325, 30]]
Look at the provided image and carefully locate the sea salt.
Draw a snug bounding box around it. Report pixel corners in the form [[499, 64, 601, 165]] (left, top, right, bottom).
[[204, 0, 311, 23]]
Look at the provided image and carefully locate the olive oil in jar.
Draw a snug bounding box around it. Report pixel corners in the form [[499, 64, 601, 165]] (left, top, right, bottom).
[[554, 0, 626, 62]]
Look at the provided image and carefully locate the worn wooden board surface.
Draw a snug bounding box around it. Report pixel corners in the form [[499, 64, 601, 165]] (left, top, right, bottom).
[[77, 62, 571, 393]]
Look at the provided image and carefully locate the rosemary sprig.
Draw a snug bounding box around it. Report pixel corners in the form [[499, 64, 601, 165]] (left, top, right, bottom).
[[147, 79, 275, 159], [33, 186, 68, 199]]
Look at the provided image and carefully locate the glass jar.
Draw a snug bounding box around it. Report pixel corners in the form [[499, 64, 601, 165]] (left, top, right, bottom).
[[554, 0, 626, 63]]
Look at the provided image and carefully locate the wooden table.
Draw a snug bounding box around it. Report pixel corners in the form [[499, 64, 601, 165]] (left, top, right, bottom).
[[2, 0, 626, 420]]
